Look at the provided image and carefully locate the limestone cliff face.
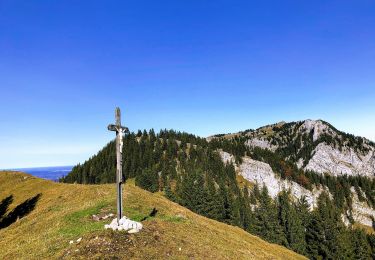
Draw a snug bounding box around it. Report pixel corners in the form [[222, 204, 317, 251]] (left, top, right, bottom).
[[305, 143, 375, 177], [219, 150, 375, 227], [220, 151, 324, 208]]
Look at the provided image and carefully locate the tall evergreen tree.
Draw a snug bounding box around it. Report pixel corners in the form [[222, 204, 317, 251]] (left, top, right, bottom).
[[306, 192, 354, 259], [351, 229, 371, 260], [277, 190, 306, 254], [164, 179, 177, 202], [254, 186, 286, 245], [135, 168, 159, 193]]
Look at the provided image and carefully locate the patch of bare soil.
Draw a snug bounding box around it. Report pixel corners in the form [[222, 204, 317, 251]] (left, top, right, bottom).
[[61, 221, 165, 260]]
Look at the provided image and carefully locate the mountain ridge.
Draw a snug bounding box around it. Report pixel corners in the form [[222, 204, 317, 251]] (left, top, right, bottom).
[[209, 119, 375, 178], [210, 119, 375, 147]]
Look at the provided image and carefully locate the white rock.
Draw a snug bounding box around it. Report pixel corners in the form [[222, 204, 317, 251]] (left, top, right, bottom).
[[104, 216, 143, 232], [245, 138, 277, 152], [350, 187, 375, 226], [76, 238, 82, 243], [299, 119, 335, 142], [236, 155, 323, 208], [69, 240, 74, 245], [220, 150, 236, 164], [128, 228, 139, 234], [220, 151, 375, 227], [304, 143, 375, 178], [119, 217, 129, 225]]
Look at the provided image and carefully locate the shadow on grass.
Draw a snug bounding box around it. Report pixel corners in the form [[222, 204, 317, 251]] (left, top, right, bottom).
[[0, 195, 14, 220], [141, 207, 158, 221], [0, 193, 41, 229]]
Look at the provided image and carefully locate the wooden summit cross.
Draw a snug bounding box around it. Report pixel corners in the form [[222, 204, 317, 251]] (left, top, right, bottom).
[[108, 107, 129, 224]]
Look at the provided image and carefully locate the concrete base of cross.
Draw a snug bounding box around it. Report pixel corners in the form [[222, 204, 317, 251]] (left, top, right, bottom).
[[104, 216, 143, 233]]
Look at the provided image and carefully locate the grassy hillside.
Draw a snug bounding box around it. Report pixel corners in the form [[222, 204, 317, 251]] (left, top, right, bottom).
[[0, 171, 305, 260]]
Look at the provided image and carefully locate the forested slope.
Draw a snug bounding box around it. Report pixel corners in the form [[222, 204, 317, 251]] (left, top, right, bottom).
[[62, 128, 375, 259]]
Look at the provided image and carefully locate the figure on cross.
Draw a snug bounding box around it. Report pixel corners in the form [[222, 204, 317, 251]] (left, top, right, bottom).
[[108, 107, 129, 224]]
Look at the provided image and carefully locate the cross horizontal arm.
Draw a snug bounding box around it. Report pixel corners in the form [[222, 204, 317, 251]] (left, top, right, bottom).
[[107, 124, 129, 132]]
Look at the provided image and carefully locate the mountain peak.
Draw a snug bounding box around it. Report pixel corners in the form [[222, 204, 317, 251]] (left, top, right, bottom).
[[210, 119, 375, 178], [296, 119, 335, 141]]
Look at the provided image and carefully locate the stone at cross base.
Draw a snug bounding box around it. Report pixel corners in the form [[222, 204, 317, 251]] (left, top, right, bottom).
[[104, 216, 143, 233]]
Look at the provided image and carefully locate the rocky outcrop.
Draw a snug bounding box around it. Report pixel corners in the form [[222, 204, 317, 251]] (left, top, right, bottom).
[[245, 138, 278, 152], [305, 143, 375, 178], [220, 151, 375, 227], [238, 156, 324, 209], [221, 151, 324, 208], [298, 119, 337, 141], [350, 187, 375, 227]]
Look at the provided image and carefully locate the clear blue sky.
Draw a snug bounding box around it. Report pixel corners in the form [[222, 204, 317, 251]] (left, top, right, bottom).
[[0, 1, 374, 168]]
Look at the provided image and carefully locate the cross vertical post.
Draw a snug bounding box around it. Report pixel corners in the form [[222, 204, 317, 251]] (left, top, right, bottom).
[[108, 107, 129, 224]]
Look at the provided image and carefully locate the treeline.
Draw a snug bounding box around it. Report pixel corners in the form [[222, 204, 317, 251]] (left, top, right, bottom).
[[61, 129, 206, 184], [61, 129, 375, 259]]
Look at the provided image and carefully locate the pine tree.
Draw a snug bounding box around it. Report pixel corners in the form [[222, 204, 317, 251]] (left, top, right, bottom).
[[164, 179, 176, 202], [254, 186, 286, 245], [296, 195, 310, 230], [368, 234, 375, 260], [219, 185, 233, 224], [352, 229, 371, 260], [252, 183, 261, 201], [193, 173, 209, 216], [242, 186, 254, 232], [287, 205, 307, 255], [306, 192, 353, 259], [277, 190, 306, 254], [135, 168, 159, 193], [228, 192, 241, 226], [306, 207, 326, 258], [205, 175, 224, 221]]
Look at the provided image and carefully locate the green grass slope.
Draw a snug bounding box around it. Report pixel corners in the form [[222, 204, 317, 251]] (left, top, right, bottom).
[[0, 171, 305, 259]]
